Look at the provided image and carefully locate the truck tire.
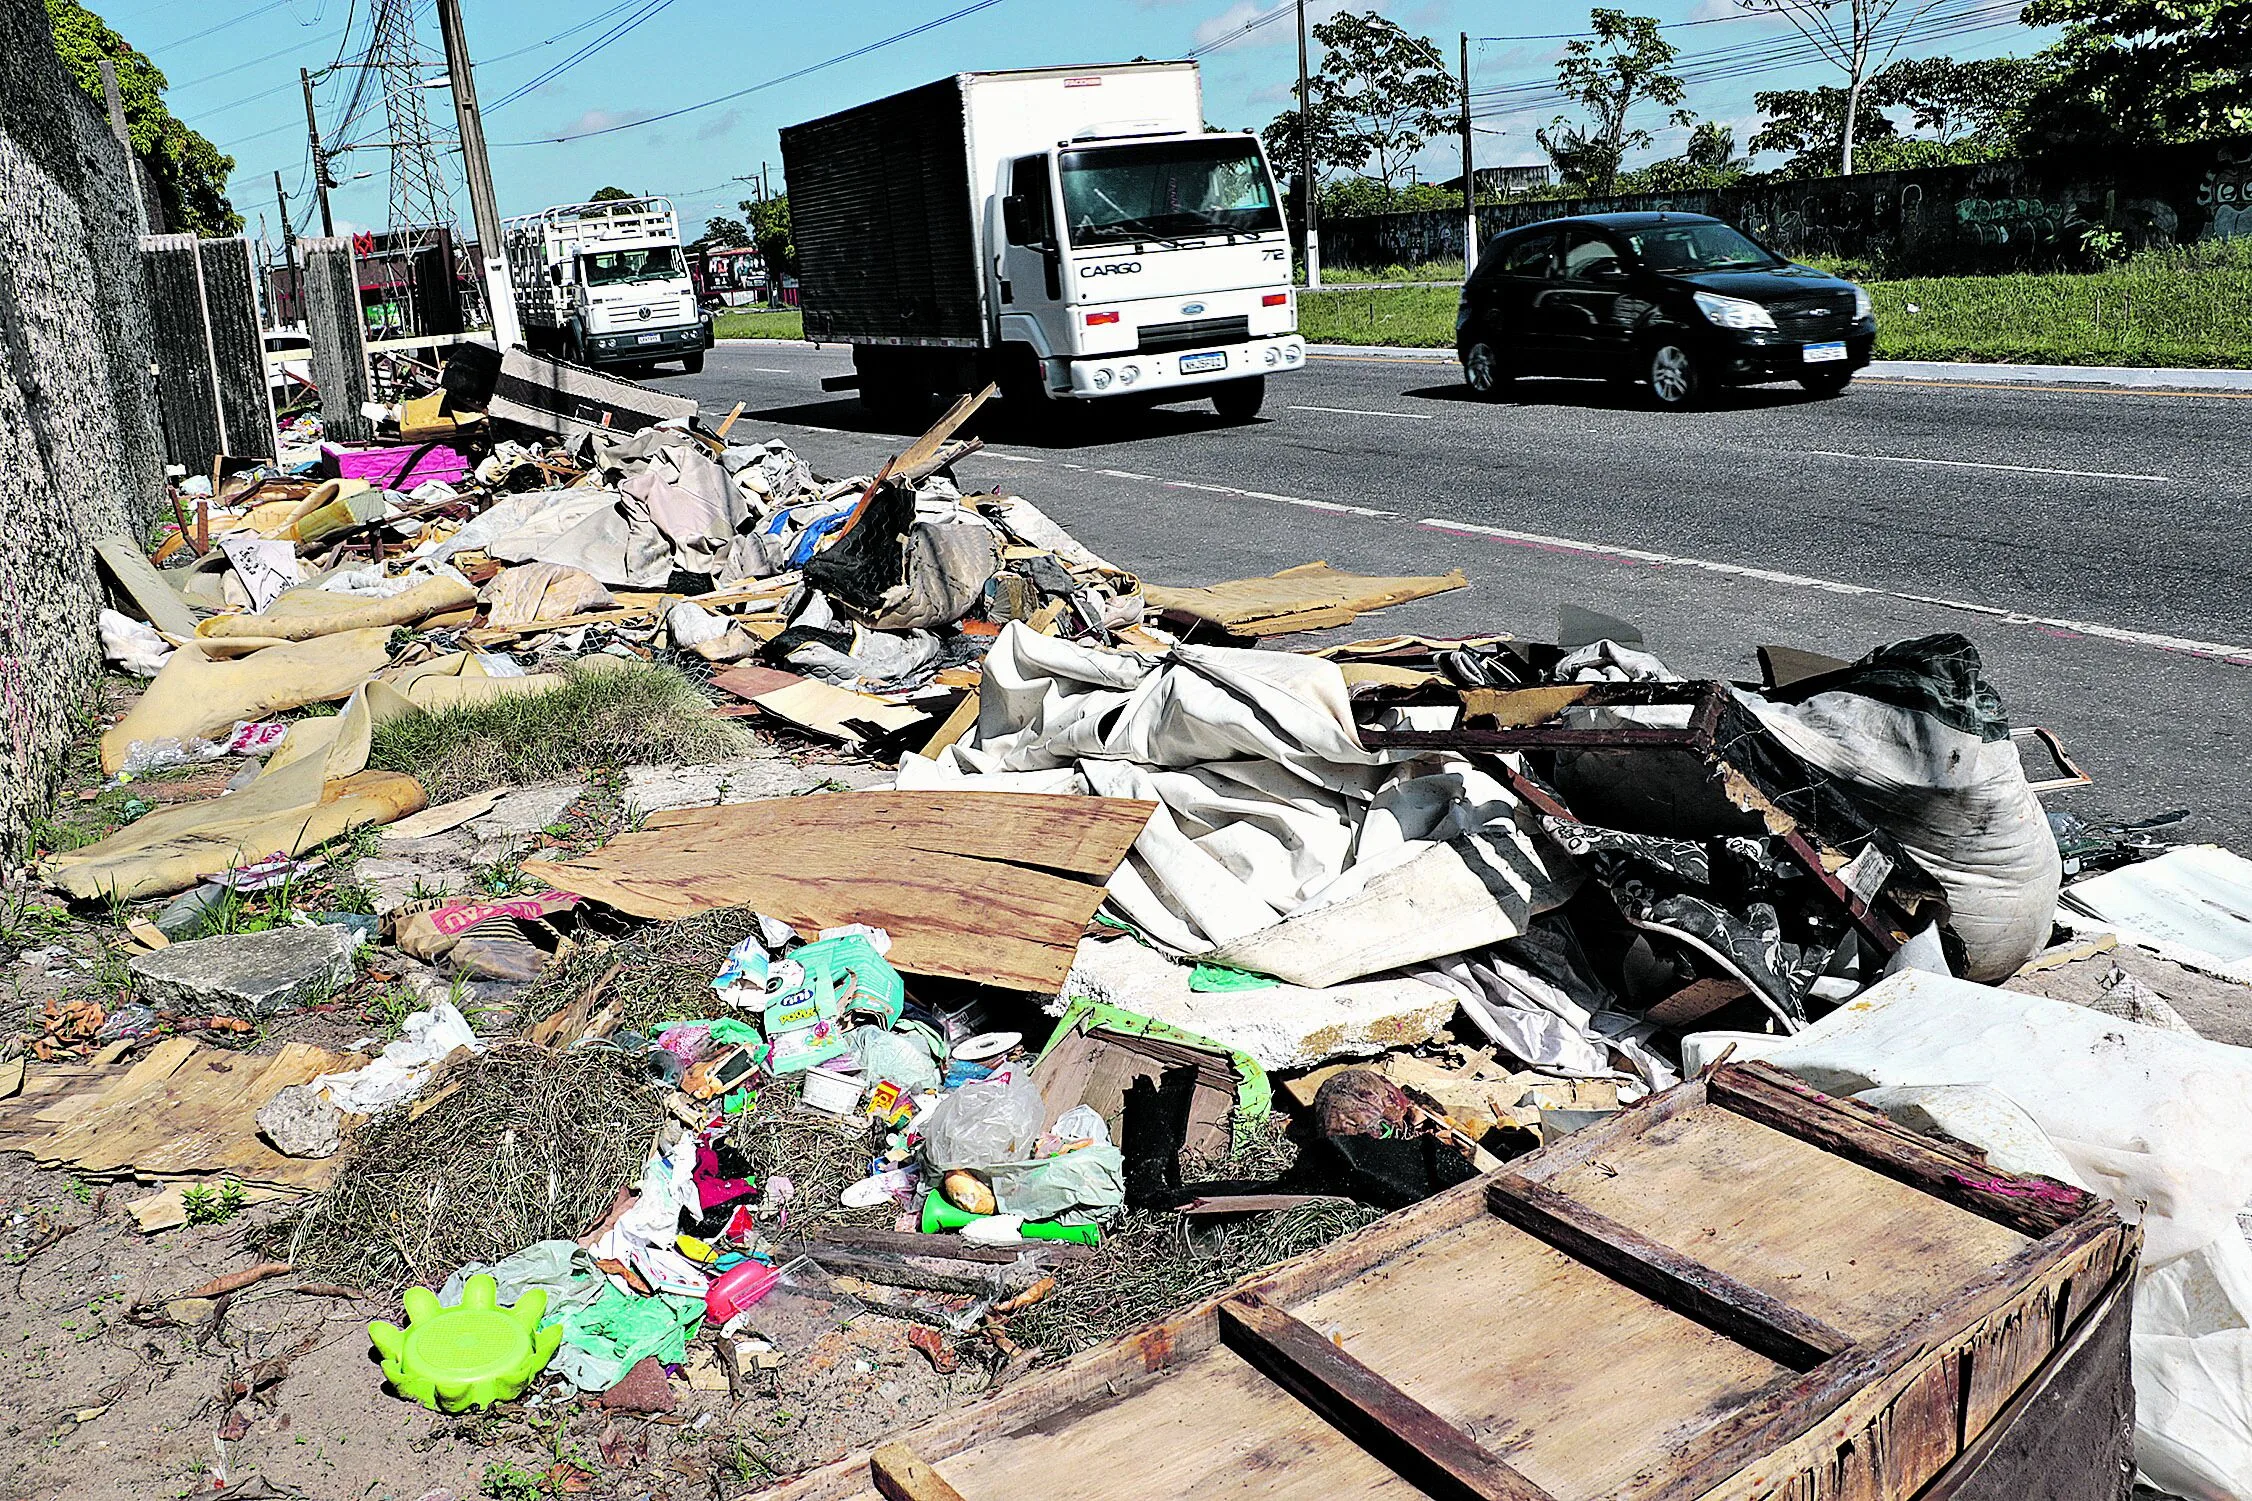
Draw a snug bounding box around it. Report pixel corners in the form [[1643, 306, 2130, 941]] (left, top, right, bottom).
[[1210, 375, 1265, 422], [855, 347, 929, 422], [681, 350, 706, 375]]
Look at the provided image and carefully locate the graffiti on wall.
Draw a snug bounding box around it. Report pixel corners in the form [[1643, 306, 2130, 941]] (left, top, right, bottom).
[[2196, 145, 2252, 239]]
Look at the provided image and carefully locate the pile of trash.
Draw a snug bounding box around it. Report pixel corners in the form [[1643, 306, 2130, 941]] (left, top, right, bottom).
[[17, 352, 2252, 1497]]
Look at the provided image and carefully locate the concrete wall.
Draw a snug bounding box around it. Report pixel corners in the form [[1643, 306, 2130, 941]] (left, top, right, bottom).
[[1320, 139, 2252, 274], [0, 3, 165, 856]]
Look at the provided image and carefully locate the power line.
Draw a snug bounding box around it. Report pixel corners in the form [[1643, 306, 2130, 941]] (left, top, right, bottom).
[[1185, 3, 1293, 59], [1475, 11, 1766, 43], [485, 0, 680, 113], [145, 0, 297, 52], [490, 0, 1011, 146]]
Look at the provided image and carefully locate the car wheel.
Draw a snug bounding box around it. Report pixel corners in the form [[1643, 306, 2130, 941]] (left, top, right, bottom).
[[1210, 375, 1265, 422], [1646, 342, 1704, 409], [1799, 370, 1852, 398], [1462, 341, 1510, 400]]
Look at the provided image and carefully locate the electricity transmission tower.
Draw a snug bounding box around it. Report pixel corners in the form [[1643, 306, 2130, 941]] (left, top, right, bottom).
[[369, 0, 455, 247]]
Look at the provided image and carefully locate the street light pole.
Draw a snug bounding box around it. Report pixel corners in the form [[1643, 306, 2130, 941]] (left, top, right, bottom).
[[302, 67, 336, 237], [1296, 0, 1320, 289], [1459, 32, 1477, 275], [435, 0, 522, 349]]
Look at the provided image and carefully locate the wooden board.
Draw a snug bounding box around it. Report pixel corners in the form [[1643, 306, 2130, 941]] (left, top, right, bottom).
[[0, 1037, 352, 1192], [1142, 562, 1470, 637], [94, 534, 203, 637], [710, 664, 929, 746], [522, 791, 1154, 992], [744, 1063, 2137, 1501]]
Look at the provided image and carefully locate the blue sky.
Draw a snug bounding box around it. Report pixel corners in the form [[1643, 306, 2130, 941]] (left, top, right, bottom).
[[116, 0, 2049, 246]]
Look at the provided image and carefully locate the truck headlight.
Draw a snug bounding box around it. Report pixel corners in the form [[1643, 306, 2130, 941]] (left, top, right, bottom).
[[1091, 367, 1113, 390], [1118, 364, 1139, 386], [1693, 291, 1777, 331], [1852, 283, 1874, 321], [1263, 346, 1279, 367]]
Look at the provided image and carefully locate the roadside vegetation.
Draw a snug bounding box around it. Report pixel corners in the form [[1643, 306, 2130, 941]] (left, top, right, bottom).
[[713, 308, 804, 340], [1301, 240, 2252, 368]]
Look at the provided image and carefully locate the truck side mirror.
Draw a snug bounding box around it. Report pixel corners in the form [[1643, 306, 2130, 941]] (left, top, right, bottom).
[[1002, 194, 1032, 245]]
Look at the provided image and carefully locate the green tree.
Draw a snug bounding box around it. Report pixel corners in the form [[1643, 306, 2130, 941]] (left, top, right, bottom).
[[588, 185, 638, 202], [43, 0, 238, 234], [1633, 121, 1750, 191], [739, 194, 793, 276], [1881, 55, 2040, 148], [1734, 0, 1948, 174], [1261, 11, 1458, 191], [1316, 177, 1463, 218], [1536, 10, 1692, 196], [692, 215, 749, 251], [1750, 83, 1900, 177], [2014, 0, 2252, 151]]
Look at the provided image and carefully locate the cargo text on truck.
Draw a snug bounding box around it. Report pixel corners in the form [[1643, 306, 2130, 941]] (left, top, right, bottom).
[[501, 196, 716, 375], [781, 62, 1306, 424]]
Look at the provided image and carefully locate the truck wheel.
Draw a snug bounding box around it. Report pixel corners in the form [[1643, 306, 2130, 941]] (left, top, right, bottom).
[[1210, 375, 1265, 422], [681, 350, 706, 375]]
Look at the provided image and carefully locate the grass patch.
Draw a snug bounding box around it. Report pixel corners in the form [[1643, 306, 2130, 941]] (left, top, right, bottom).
[[1319, 257, 1466, 285], [366, 660, 751, 804], [1298, 240, 2252, 367], [713, 308, 804, 340], [272, 1045, 653, 1289]]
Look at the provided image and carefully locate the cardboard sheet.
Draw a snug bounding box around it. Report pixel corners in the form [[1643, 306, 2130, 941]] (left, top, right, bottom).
[[1142, 562, 1468, 637]]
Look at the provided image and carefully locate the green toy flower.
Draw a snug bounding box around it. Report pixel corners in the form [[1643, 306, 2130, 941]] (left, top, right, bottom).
[[367, 1274, 562, 1412]]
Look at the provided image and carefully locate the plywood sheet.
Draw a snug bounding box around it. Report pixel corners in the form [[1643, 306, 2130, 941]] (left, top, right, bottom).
[[710, 664, 928, 745], [932, 1345, 1426, 1501], [522, 791, 1154, 992], [1542, 1102, 2030, 1343], [1142, 562, 1468, 637], [1289, 1213, 1790, 1499], [0, 1037, 353, 1191]]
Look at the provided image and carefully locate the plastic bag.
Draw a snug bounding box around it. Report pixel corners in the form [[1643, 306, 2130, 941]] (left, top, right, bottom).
[[917, 1072, 1045, 1171], [987, 1144, 1126, 1222], [846, 1025, 941, 1095]]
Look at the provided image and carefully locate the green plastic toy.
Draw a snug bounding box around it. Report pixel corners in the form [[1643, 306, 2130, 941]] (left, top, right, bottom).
[[367, 1275, 562, 1412]]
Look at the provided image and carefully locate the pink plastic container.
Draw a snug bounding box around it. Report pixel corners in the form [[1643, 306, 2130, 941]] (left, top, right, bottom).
[[322, 441, 471, 490], [704, 1261, 781, 1324]]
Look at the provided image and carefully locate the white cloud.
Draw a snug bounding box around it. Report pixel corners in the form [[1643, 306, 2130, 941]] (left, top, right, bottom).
[[559, 107, 652, 137]]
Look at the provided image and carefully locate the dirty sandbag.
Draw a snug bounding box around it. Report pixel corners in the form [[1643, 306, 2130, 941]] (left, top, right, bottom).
[[1745, 633, 2060, 981], [919, 1072, 1045, 1171]]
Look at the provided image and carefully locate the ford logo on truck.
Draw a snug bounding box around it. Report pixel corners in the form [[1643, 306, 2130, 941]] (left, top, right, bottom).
[[1083, 262, 1140, 277], [1180, 301, 1206, 315]]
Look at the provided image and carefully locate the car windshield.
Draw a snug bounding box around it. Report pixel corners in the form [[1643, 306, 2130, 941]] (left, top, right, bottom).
[[1623, 222, 1782, 272], [1059, 140, 1282, 246], [581, 246, 685, 285]]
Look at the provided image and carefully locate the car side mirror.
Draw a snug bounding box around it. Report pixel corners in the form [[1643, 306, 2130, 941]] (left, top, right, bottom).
[[1588, 257, 1626, 280]]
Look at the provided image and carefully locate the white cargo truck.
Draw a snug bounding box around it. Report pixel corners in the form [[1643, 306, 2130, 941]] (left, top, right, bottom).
[[780, 62, 1303, 423], [501, 196, 713, 374]]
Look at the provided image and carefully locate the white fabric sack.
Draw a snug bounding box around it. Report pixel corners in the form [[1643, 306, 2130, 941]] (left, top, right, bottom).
[[1744, 687, 2059, 980]]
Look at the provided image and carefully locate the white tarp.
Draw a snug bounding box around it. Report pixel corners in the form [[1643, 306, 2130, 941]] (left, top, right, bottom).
[[2062, 845, 2252, 984], [1689, 969, 2252, 1500], [902, 623, 1577, 990]]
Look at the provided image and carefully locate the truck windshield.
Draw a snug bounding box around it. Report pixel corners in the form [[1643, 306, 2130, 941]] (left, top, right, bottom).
[[581, 246, 686, 285], [1058, 140, 1281, 246]]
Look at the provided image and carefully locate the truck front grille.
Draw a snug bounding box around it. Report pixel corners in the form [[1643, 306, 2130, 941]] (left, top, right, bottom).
[[1138, 315, 1250, 354]]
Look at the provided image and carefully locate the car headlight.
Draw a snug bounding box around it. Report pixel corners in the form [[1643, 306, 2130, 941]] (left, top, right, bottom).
[[1851, 283, 1874, 321], [1693, 291, 1777, 331], [1090, 366, 1113, 390]]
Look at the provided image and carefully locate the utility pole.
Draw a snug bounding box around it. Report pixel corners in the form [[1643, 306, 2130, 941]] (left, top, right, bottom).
[[1459, 33, 1477, 276], [1296, 0, 1320, 289], [98, 58, 150, 235], [435, 0, 522, 349], [274, 171, 298, 271], [301, 67, 336, 237]]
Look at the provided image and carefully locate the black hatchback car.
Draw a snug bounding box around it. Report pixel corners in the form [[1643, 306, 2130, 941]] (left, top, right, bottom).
[[1455, 212, 1875, 407]]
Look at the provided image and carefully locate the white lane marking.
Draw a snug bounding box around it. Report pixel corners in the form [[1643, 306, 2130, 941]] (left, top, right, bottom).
[[753, 367, 791, 374], [1097, 468, 1154, 480], [1288, 403, 1433, 421], [708, 412, 2246, 666], [982, 451, 1047, 463], [1419, 516, 2252, 665], [1801, 449, 2171, 483]]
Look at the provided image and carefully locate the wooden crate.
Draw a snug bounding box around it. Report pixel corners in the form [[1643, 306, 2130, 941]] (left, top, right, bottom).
[[756, 1061, 2139, 1501]]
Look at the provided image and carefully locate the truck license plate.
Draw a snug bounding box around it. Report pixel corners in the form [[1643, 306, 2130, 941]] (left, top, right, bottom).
[[636, 333, 661, 344], [1802, 340, 1847, 363], [1179, 351, 1227, 374]]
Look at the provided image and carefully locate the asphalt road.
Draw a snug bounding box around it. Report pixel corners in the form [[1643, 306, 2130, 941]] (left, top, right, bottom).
[[673, 340, 2252, 850]]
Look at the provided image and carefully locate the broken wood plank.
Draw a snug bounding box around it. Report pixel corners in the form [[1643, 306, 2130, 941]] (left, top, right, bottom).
[[93, 535, 203, 637], [522, 791, 1153, 991], [1142, 562, 1468, 637], [1706, 1061, 2093, 1239], [716, 400, 745, 439], [1217, 1293, 1557, 1501], [708, 664, 928, 746], [870, 1443, 967, 1501], [1483, 1174, 1852, 1372]]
